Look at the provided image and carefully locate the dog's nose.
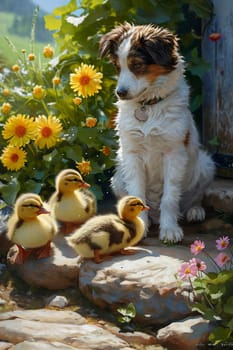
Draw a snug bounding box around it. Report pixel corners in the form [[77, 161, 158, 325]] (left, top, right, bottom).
[[116, 87, 128, 99]]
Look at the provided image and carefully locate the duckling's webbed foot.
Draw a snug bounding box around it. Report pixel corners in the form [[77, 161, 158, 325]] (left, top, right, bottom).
[[13, 245, 32, 264], [60, 222, 82, 235], [93, 250, 113, 264], [120, 248, 138, 255], [35, 241, 51, 259]]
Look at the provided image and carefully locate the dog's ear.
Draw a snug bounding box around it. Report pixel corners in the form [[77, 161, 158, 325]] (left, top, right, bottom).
[[99, 22, 132, 58], [136, 26, 179, 68]]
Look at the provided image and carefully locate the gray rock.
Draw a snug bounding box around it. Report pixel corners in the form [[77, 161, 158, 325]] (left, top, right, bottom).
[[0, 309, 135, 350], [11, 341, 79, 350], [7, 234, 80, 290], [0, 342, 12, 350], [156, 316, 210, 350], [79, 246, 192, 326], [47, 295, 69, 308]]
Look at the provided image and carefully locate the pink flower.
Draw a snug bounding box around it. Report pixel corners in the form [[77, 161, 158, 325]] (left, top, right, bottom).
[[208, 32, 221, 42], [216, 236, 230, 251], [178, 261, 198, 281], [215, 253, 230, 268], [189, 258, 207, 272], [190, 240, 205, 256]]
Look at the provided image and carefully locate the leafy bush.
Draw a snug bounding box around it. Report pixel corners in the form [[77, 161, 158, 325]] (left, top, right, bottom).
[[0, 0, 213, 206]]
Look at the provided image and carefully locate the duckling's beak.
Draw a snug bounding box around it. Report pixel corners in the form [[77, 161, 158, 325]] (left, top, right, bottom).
[[142, 205, 150, 211], [80, 181, 91, 189], [37, 207, 50, 215]]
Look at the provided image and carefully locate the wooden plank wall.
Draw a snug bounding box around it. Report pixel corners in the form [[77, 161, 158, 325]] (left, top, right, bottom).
[[202, 0, 233, 161]]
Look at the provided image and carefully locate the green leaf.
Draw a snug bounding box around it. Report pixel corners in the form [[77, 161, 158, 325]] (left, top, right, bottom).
[[0, 178, 20, 206], [224, 297, 233, 315], [44, 14, 61, 31], [209, 326, 232, 345]]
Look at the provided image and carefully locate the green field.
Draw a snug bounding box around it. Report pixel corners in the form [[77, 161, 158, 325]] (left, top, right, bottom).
[[0, 12, 54, 66]]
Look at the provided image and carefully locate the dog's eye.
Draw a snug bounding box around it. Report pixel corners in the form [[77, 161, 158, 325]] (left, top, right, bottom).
[[132, 63, 142, 69]]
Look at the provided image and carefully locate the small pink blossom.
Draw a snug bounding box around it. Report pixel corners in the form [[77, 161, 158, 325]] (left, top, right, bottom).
[[178, 261, 198, 281], [215, 252, 230, 268], [208, 32, 221, 42], [190, 240, 205, 256], [189, 258, 207, 272], [216, 236, 230, 251]]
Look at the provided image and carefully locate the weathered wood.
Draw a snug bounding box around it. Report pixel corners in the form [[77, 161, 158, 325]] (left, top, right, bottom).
[[202, 0, 233, 162]]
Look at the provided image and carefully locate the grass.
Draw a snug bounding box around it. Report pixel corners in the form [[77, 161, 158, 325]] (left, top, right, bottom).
[[0, 12, 54, 66]]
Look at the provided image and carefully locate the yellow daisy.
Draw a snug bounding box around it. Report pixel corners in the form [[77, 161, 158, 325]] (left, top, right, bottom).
[[76, 159, 91, 176], [43, 45, 54, 59], [32, 85, 45, 100], [70, 63, 103, 98], [2, 114, 37, 147], [34, 115, 63, 149], [1, 102, 12, 115], [85, 117, 97, 128], [1, 145, 27, 171]]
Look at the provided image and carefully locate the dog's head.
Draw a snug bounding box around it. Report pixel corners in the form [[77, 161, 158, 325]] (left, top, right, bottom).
[[99, 23, 180, 100]]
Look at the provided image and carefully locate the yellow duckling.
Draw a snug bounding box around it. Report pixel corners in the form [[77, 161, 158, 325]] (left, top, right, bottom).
[[49, 169, 97, 234], [7, 193, 57, 264], [68, 196, 149, 263]]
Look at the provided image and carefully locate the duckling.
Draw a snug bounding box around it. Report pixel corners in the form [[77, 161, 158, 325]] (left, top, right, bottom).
[[49, 169, 97, 234], [68, 196, 149, 263], [7, 193, 57, 264]]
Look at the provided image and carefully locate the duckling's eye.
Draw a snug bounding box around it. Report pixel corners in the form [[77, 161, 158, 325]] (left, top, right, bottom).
[[23, 204, 41, 208], [130, 202, 143, 207]]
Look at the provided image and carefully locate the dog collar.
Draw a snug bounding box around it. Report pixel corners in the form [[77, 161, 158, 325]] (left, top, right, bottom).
[[135, 96, 162, 121]]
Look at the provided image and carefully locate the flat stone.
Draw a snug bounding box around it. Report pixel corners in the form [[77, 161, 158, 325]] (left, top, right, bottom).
[[156, 316, 210, 350], [79, 246, 192, 326], [10, 341, 79, 350], [0, 342, 12, 350], [7, 234, 80, 290], [0, 309, 134, 350]]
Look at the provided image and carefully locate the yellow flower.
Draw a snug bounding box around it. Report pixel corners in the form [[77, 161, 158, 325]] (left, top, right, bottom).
[[34, 115, 63, 149], [76, 160, 91, 176], [12, 64, 20, 72], [43, 45, 54, 58], [52, 76, 61, 86], [73, 97, 82, 105], [3, 88, 9, 96], [32, 85, 45, 100], [85, 117, 97, 128], [28, 53, 35, 61], [70, 63, 103, 98], [1, 145, 27, 171], [2, 114, 37, 147], [101, 146, 111, 156], [1, 102, 12, 115]]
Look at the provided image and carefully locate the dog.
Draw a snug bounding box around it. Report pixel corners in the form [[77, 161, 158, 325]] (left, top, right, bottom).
[[99, 23, 215, 242]]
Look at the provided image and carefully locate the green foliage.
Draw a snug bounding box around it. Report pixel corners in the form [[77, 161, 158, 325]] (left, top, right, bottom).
[[192, 269, 233, 345], [117, 302, 136, 324]]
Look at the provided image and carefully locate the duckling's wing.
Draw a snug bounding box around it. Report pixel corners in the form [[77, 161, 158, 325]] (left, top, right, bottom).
[[123, 220, 137, 242], [7, 215, 23, 240], [79, 189, 97, 215], [48, 191, 62, 207], [70, 215, 128, 251]]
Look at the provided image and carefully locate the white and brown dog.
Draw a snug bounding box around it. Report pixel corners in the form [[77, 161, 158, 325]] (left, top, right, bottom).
[[99, 23, 215, 242]]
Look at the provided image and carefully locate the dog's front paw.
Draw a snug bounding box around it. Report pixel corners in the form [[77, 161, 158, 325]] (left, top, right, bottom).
[[159, 226, 184, 243], [186, 206, 205, 222]]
